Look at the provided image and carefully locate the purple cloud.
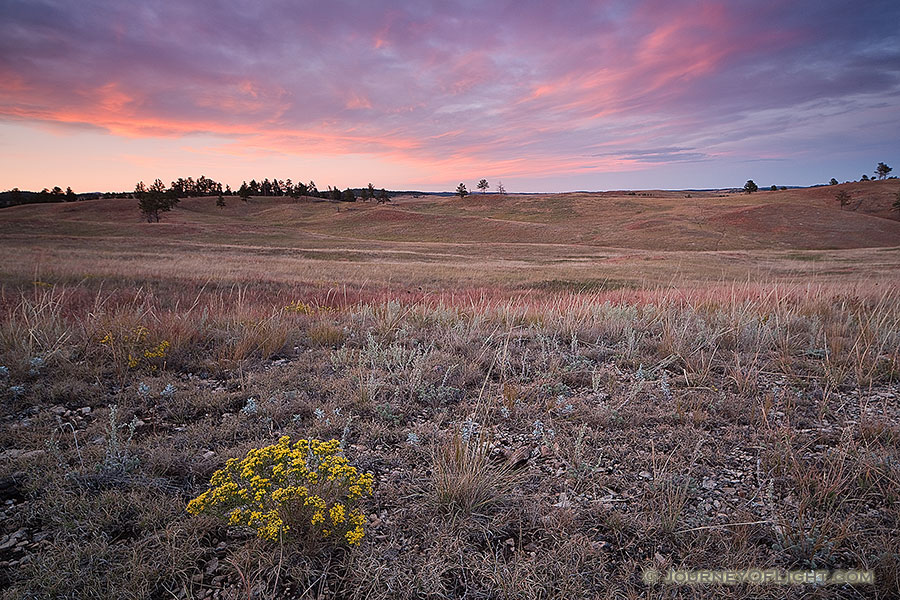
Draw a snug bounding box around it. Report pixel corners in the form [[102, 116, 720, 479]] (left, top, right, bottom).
[[0, 0, 898, 188]]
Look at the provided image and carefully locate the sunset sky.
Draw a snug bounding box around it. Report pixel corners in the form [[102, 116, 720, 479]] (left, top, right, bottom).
[[1, 0, 898, 193]]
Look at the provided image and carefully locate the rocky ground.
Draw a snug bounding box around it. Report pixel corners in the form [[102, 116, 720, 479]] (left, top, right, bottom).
[[0, 289, 898, 599]]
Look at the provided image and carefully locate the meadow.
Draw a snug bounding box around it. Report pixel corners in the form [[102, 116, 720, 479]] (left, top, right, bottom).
[[1, 183, 899, 599]]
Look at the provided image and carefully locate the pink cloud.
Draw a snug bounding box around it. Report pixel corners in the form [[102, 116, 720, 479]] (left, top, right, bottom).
[[0, 1, 898, 190]]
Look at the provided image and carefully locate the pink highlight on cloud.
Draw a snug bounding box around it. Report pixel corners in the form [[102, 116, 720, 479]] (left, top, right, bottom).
[[0, 1, 897, 191]]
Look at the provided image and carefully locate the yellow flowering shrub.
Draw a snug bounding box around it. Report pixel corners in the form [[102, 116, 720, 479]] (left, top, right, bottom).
[[98, 326, 169, 371], [285, 301, 315, 315], [187, 437, 373, 547]]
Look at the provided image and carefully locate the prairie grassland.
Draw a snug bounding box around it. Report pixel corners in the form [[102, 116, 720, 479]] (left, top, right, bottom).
[[1, 181, 898, 294], [4, 221, 900, 293], [1, 275, 898, 599], [0, 190, 899, 599]]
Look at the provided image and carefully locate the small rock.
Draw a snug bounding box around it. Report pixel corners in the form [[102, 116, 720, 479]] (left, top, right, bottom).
[[205, 557, 219, 575], [553, 492, 572, 508], [0, 528, 25, 550]]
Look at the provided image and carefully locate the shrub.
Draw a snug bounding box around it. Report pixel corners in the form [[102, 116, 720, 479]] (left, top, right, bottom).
[[186, 437, 373, 547], [98, 326, 169, 372], [285, 300, 315, 315]]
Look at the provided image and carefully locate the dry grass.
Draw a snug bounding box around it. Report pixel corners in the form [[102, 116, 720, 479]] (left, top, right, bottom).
[[2, 184, 900, 296], [1, 276, 896, 598], [430, 430, 518, 518], [307, 323, 346, 347], [1, 190, 899, 598]]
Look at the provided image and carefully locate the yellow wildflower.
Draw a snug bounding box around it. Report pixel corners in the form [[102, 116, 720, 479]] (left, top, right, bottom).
[[186, 437, 373, 546]]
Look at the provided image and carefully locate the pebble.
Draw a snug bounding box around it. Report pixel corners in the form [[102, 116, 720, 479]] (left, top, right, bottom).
[[0, 528, 26, 550], [205, 557, 219, 574], [0, 449, 44, 461]]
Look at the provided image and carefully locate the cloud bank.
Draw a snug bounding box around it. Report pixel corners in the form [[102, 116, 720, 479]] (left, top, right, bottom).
[[1, 0, 898, 190]]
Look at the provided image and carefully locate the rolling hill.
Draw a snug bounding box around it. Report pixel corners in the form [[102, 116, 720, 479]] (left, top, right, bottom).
[[1, 180, 898, 290], [2, 180, 898, 251]]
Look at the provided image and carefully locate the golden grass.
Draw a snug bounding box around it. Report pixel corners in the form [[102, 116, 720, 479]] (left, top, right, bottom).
[[1, 182, 898, 298]]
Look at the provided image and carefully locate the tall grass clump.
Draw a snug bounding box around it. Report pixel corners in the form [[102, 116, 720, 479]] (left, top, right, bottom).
[[431, 428, 517, 518], [0, 286, 72, 370]]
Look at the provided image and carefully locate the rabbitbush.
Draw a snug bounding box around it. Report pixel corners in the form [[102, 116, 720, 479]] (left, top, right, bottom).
[[187, 437, 373, 546], [98, 325, 170, 370]]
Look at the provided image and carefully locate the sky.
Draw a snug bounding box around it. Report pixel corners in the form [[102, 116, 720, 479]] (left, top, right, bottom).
[[1, 0, 899, 193]]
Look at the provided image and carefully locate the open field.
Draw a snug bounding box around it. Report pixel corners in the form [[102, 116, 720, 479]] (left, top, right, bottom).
[[1, 180, 899, 292], [1, 186, 899, 599]]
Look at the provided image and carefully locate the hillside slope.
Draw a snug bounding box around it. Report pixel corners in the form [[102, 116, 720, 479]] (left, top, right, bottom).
[[1, 181, 898, 251]]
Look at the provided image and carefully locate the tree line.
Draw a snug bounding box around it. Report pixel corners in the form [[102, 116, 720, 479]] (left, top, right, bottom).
[[133, 176, 393, 222], [234, 180, 390, 204], [0, 186, 81, 208]]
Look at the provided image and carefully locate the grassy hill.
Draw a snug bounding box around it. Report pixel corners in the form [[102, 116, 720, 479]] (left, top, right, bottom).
[[5, 180, 898, 251], [1, 181, 898, 290]]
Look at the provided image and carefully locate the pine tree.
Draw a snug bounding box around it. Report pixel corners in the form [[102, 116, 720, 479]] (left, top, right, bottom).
[[137, 179, 179, 222], [835, 190, 851, 210], [238, 182, 251, 202]]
